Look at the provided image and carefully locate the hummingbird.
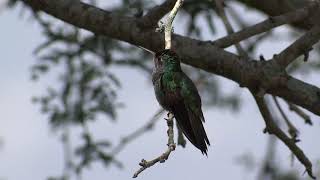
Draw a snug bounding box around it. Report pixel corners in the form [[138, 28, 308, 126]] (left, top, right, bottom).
[[152, 49, 210, 155]]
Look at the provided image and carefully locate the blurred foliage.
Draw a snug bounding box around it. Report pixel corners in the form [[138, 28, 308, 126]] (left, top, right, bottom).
[[5, 0, 320, 179]]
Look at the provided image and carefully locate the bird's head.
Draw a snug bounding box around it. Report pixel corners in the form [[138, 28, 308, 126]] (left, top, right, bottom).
[[155, 49, 180, 70]]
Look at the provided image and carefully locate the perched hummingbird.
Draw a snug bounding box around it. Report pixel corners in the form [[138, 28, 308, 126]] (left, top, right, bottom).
[[152, 49, 210, 155]]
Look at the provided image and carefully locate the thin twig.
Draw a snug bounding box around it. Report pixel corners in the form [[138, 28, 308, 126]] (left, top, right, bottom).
[[286, 102, 313, 125], [213, 0, 248, 58], [272, 96, 299, 140], [133, 113, 176, 178], [253, 93, 315, 179], [111, 109, 164, 156], [213, 1, 319, 48], [165, 0, 184, 49]]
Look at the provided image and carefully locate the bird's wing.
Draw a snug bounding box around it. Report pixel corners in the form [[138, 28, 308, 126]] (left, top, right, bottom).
[[178, 72, 205, 122], [171, 72, 210, 154]]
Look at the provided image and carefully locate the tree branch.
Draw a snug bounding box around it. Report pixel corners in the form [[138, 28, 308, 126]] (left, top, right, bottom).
[[213, 1, 319, 48], [253, 94, 315, 179], [213, 0, 247, 58], [132, 113, 176, 178], [272, 96, 299, 140], [21, 0, 320, 117], [286, 102, 312, 125], [273, 25, 320, 69], [164, 0, 183, 49]]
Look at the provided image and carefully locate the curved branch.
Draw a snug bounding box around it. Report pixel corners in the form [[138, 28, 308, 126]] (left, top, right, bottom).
[[21, 0, 320, 116], [253, 94, 315, 179], [132, 113, 176, 178]]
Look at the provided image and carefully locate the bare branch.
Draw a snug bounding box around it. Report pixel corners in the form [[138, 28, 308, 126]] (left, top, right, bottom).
[[133, 113, 176, 178], [165, 0, 184, 49], [272, 96, 299, 140], [273, 25, 320, 69], [286, 102, 313, 125], [213, 0, 248, 58], [213, 2, 319, 48], [253, 93, 315, 179]]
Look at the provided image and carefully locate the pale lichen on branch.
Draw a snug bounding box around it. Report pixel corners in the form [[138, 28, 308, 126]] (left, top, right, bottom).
[[165, 0, 184, 49]]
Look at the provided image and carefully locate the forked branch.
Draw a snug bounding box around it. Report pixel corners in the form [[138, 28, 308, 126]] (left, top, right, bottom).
[[253, 93, 315, 179]]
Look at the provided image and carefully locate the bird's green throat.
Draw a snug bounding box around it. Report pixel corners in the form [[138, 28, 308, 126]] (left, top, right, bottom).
[[162, 54, 181, 72]]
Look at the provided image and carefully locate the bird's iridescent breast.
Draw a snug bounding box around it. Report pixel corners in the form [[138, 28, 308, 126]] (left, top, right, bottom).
[[152, 71, 181, 111]]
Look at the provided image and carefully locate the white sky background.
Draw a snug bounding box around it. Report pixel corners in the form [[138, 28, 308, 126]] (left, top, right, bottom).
[[0, 1, 320, 180]]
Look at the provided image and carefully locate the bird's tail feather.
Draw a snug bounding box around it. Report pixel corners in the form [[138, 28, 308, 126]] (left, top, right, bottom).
[[171, 102, 210, 155]]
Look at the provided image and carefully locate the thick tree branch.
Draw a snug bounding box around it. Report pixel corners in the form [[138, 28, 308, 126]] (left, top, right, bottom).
[[213, 1, 319, 48], [21, 0, 320, 117]]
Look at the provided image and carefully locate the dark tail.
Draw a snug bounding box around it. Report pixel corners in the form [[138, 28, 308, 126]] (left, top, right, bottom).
[[172, 102, 210, 155]]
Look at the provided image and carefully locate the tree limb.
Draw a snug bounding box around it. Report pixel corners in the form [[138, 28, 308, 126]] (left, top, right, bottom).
[[164, 0, 183, 49], [20, 0, 320, 116], [213, 1, 319, 48], [273, 25, 320, 69], [253, 94, 315, 179], [213, 0, 247, 57]]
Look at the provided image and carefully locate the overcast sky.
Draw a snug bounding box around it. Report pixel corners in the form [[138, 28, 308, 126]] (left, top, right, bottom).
[[0, 1, 320, 180]]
